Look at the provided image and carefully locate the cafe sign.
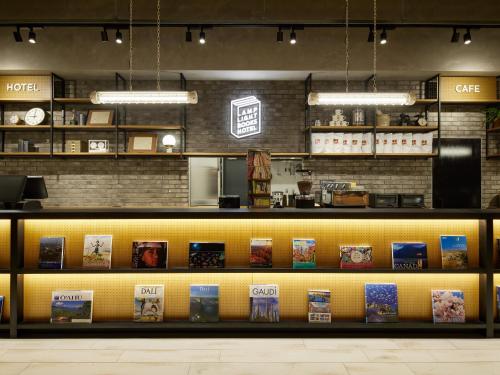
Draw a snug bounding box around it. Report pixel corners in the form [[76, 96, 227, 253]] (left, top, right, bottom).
[[230, 96, 261, 138], [0, 75, 52, 101], [440, 76, 498, 102]]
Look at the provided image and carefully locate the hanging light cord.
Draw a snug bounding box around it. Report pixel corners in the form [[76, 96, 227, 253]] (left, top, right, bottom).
[[345, 0, 349, 93], [372, 0, 377, 92], [128, 0, 133, 91], [156, 0, 161, 90]]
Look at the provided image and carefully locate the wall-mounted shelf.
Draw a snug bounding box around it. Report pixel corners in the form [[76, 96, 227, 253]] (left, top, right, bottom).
[[52, 152, 116, 158], [487, 127, 500, 133], [118, 152, 182, 157], [442, 100, 500, 105], [0, 152, 50, 157], [306, 126, 374, 132], [311, 153, 373, 158], [54, 125, 115, 131], [53, 98, 91, 104], [376, 152, 438, 158], [0, 125, 51, 131], [376, 126, 439, 133], [119, 125, 184, 131], [306, 126, 438, 133]]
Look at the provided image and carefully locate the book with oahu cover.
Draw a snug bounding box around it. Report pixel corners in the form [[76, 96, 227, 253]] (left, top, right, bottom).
[[82, 235, 112, 269], [308, 290, 331, 323], [440, 235, 468, 269], [190, 284, 219, 322], [189, 242, 225, 268], [39, 237, 65, 269], [50, 290, 93, 323], [292, 239, 316, 269], [250, 239, 272, 268], [134, 285, 164, 322], [250, 284, 279, 322], [391, 242, 428, 270], [339, 245, 373, 269], [132, 241, 168, 268], [431, 290, 465, 323], [365, 283, 399, 323]]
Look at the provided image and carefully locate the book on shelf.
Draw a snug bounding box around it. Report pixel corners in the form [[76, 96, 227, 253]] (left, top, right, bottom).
[[308, 289, 331, 323], [39, 237, 65, 269], [50, 290, 93, 324], [134, 285, 164, 322], [497, 286, 500, 319], [440, 235, 468, 269], [250, 239, 272, 268], [251, 180, 271, 194], [391, 242, 428, 270], [0, 296, 3, 323], [339, 245, 373, 269], [292, 239, 316, 269], [190, 284, 219, 323], [365, 283, 399, 323], [131, 241, 168, 269], [431, 290, 466, 324], [82, 235, 112, 269], [189, 242, 225, 268], [250, 284, 279, 323]]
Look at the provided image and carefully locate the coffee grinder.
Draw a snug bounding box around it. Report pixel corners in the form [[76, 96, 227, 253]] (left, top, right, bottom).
[[295, 169, 315, 209]]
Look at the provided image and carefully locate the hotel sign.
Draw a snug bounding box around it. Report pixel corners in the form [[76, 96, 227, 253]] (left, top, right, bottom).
[[440, 76, 498, 102], [230, 96, 261, 138], [0, 75, 52, 101]]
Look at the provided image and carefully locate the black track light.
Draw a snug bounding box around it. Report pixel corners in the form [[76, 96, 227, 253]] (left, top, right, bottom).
[[115, 29, 123, 44], [463, 28, 472, 44], [199, 27, 206, 44], [380, 28, 387, 45], [100, 28, 109, 42], [290, 28, 297, 45], [367, 27, 374, 43], [13, 26, 23, 42], [277, 27, 283, 43], [28, 27, 36, 44], [185, 27, 192, 42], [450, 27, 460, 43]]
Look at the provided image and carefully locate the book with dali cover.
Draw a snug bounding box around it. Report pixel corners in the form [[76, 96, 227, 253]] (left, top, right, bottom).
[[391, 242, 428, 270], [134, 285, 164, 322], [440, 235, 468, 269], [132, 241, 168, 269], [82, 235, 112, 269], [365, 283, 399, 323], [308, 290, 331, 323], [249, 284, 279, 323], [339, 245, 373, 269], [431, 290, 466, 323], [50, 290, 93, 324], [190, 284, 219, 323], [292, 239, 316, 269], [250, 239, 272, 268], [39, 237, 65, 269]]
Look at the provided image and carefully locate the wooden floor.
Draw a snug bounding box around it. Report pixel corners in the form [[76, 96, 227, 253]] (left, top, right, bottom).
[[1, 338, 500, 374]]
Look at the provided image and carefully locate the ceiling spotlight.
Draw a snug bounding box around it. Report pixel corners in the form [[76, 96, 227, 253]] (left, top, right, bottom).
[[28, 27, 36, 44], [277, 27, 283, 43], [463, 28, 472, 44], [13, 26, 23, 43], [380, 28, 387, 45], [100, 28, 109, 42], [450, 27, 460, 43], [199, 27, 206, 44], [290, 28, 297, 45], [115, 29, 123, 44], [367, 27, 374, 43], [185, 27, 192, 42]]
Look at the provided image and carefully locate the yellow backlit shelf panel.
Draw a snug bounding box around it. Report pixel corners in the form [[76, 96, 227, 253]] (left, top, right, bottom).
[[0, 220, 9, 268]]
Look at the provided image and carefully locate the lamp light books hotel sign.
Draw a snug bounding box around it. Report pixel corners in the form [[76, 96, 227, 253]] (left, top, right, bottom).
[[0, 75, 52, 101], [230, 96, 261, 138]]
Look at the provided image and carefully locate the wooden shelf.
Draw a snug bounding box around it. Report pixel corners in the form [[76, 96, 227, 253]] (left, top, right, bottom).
[[376, 126, 438, 133], [306, 126, 373, 132], [53, 98, 91, 104], [0, 125, 50, 131], [271, 152, 309, 158], [184, 152, 247, 157], [311, 153, 373, 157], [53, 152, 116, 158], [441, 99, 500, 105], [119, 125, 184, 131], [487, 127, 500, 133], [118, 152, 182, 157], [54, 125, 115, 131], [0, 152, 50, 157], [486, 153, 500, 159], [306, 126, 438, 133], [414, 99, 438, 105], [376, 152, 438, 158]]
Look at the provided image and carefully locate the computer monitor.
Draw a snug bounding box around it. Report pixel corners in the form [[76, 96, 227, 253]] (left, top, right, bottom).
[[0, 175, 27, 204], [23, 176, 48, 200]]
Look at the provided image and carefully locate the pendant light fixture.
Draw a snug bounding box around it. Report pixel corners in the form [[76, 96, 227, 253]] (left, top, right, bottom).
[[90, 0, 198, 105], [308, 0, 415, 106]]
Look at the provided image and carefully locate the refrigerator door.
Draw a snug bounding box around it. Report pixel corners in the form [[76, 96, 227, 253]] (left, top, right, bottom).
[[221, 157, 248, 206]]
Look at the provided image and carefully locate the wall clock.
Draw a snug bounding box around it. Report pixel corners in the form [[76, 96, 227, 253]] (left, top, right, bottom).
[[24, 108, 46, 126]]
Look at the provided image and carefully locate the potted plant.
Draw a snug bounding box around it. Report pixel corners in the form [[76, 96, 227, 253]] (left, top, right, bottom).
[[484, 107, 500, 129]]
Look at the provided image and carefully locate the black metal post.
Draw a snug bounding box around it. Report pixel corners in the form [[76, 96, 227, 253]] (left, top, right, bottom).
[[9, 219, 24, 338]]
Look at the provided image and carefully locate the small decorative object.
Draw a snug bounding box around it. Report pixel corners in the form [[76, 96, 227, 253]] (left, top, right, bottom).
[[329, 109, 349, 126], [161, 134, 176, 153], [79, 112, 87, 126], [351, 108, 365, 125], [375, 110, 390, 126], [8, 114, 21, 125], [87, 109, 114, 126], [128, 134, 158, 153], [69, 109, 77, 125], [65, 140, 87, 153], [88, 139, 109, 153], [399, 113, 411, 126], [415, 112, 428, 126], [24, 107, 46, 125], [314, 119, 322, 126]]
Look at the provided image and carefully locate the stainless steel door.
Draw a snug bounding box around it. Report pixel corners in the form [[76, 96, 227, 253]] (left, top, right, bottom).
[[189, 157, 219, 206]]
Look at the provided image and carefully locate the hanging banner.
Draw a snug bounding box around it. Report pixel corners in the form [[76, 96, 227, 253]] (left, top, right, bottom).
[[0, 75, 52, 101], [440, 76, 498, 102], [230, 96, 261, 138]]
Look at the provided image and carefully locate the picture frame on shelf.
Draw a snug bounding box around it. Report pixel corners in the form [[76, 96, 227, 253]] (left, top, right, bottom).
[[88, 139, 110, 153], [127, 133, 158, 153], [86, 110, 114, 126]]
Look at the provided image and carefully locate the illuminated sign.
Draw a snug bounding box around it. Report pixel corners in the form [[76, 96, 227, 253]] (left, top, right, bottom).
[[0, 75, 52, 101], [440, 76, 497, 102], [230, 96, 261, 138]]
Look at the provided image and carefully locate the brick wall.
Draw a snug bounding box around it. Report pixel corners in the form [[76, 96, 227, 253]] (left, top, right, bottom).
[[1, 79, 499, 208]]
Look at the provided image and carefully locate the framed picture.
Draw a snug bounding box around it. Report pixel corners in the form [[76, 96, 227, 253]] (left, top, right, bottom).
[[88, 140, 109, 153], [127, 133, 158, 153], [86, 110, 114, 126]]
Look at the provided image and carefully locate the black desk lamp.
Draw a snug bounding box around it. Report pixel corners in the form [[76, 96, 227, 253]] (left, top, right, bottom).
[[0, 175, 47, 210]]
